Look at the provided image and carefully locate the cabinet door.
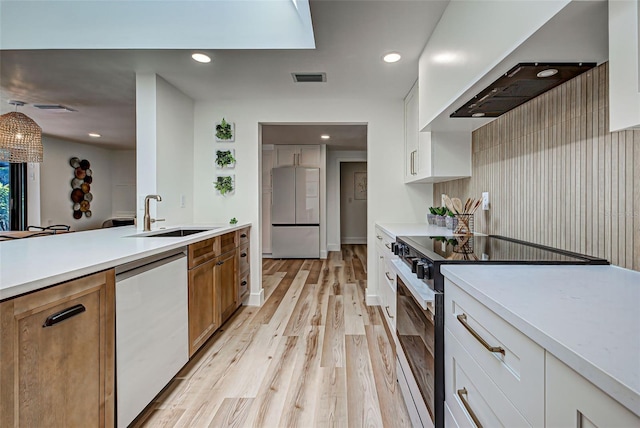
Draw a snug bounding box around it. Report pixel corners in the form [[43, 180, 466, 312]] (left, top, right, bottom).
[[188, 259, 218, 356], [546, 353, 639, 427], [218, 250, 238, 323], [275, 145, 299, 167], [0, 270, 115, 427], [298, 145, 321, 167], [404, 82, 419, 181]]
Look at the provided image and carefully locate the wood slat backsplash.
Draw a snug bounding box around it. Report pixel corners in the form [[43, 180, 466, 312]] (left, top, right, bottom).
[[434, 62, 640, 270]]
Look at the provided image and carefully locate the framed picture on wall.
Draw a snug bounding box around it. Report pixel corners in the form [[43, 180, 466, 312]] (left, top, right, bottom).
[[354, 171, 367, 200]]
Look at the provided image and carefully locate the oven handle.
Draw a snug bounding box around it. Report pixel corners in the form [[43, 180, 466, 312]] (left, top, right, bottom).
[[457, 314, 505, 356], [457, 388, 483, 428]]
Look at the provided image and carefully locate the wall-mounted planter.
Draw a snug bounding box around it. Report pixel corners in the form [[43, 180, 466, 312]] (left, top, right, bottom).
[[214, 174, 235, 196], [215, 149, 236, 169], [215, 118, 234, 142]]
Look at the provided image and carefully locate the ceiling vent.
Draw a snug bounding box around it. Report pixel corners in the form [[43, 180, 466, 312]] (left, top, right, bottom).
[[451, 62, 596, 118], [292, 72, 327, 83], [33, 104, 77, 112]]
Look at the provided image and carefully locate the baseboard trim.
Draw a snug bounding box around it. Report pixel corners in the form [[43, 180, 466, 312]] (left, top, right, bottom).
[[327, 244, 340, 252], [261, 253, 273, 259], [320, 250, 328, 259], [246, 289, 264, 307], [366, 293, 381, 306]]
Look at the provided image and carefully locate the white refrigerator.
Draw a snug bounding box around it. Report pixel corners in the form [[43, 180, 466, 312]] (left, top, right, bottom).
[[271, 166, 320, 258]]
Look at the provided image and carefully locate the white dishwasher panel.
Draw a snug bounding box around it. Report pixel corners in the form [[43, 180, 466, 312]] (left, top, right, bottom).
[[116, 252, 189, 428]]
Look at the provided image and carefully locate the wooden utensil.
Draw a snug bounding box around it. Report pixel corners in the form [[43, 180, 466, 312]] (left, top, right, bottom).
[[464, 198, 472, 213], [470, 199, 482, 214], [443, 195, 455, 213], [452, 198, 463, 214]]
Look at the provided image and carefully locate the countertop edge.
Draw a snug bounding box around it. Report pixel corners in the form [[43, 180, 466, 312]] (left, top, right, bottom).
[[440, 265, 640, 418], [0, 222, 251, 301]]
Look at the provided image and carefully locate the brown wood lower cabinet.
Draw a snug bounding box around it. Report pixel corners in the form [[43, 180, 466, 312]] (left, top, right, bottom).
[[188, 257, 219, 356], [0, 270, 115, 427], [218, 249, 238, 323]]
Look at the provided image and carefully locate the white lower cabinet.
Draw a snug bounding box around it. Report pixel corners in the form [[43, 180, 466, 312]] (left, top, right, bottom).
[[545, 353, 640, 428], [444, 276, 639, 428]]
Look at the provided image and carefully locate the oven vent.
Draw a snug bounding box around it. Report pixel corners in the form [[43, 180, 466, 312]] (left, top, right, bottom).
[[292, 72, 327, 83], [33, 104, 77, 112]]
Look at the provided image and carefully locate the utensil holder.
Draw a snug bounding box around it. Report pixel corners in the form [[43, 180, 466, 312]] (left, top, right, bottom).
[[454, 214, 474, 235]]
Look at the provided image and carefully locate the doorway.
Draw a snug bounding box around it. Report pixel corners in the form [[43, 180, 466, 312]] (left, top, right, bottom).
[[339, 161, 367, 244]]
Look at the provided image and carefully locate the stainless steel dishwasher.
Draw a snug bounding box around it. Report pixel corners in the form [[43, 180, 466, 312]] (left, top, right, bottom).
[[115, 248, 189, 428]]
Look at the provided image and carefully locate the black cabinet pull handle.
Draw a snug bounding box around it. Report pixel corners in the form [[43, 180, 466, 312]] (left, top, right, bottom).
[[241, 281, 247, 286], [241, 253, 247, 258], [43, 304, 86, 327], [240, 233, 247, 238], [216, 261, 224, 265]]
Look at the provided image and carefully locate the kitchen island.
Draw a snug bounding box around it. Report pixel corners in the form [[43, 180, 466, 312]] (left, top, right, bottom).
[[0, 223, 252, 427]]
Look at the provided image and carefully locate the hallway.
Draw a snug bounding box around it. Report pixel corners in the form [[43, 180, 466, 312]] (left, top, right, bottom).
[[135, 245, 410, 428]]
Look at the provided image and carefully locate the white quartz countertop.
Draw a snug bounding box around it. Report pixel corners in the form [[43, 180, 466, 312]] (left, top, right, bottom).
[[0, 223, 251, 301], [441, 264, 640, 417], [376, 222, 480, 239]]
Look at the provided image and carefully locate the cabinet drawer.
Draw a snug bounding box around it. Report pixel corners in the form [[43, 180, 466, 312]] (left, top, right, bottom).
[[445, 278, 544, 426], [236, 227, 250, 247], [220, 232, 236, 254], [238, 272, 249, 300], [374, 226, 395, 257], [188, 237, 220, 269], [237, 243, 250, 274], [445, 329, 531, 428]]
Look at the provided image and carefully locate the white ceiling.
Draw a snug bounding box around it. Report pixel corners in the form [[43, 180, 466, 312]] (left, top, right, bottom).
[[0, 0, 449, 150]]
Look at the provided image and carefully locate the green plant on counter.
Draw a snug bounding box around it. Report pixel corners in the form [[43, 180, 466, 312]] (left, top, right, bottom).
[[432, 206, 448, 216], [215, 150, 236, 168], [428, 207, 437, 215], [447, 208, 456, 217], [229, 217, 238, 225], [215, 118, 233, 140], [214, 176, 234, 195]]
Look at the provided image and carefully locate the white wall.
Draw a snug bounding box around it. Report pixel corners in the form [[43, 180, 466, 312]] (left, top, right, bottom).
[[110, 150, 136, 217], [136, 74, 194, 228], [340, 162, 367, 244], [193, 98, 433, 305], [326, 150, 367, 250], [39, 136, 113, 230]]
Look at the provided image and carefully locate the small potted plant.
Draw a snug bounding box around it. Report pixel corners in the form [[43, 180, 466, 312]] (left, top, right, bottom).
[[229, 217, 238, 225], [215, 150, 236, 168], [435, 207, 447, 227], [427, 207, 437, 225], [215, 118, 234, 141], [214, 176, 234, 195]]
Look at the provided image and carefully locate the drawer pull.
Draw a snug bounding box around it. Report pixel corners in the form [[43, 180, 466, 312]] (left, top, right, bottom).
[[240, 233, 247, 238], [457, 388, 483, 428], [385, 272, 394, 281], [384, 306, 394, 319], [241, 281, 247, 286], [457, 314, 505, 356], [376, 235, 382, 240], [217, 261, 224, 265], [385, 243, 391, 249], [43, 304, 86, 327], [241, 252, 247, 258]]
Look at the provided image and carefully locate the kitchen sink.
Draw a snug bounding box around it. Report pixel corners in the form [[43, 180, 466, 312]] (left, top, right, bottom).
[[133, 228, 218, 237]]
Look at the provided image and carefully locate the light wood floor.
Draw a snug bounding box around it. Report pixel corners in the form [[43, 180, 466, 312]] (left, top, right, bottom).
[[134, 245, 410, 428]]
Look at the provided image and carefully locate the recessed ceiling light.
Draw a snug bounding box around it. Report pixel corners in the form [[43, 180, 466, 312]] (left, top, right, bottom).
[[88, 132, 101, 138], [192, 53, 211, 63], [537, 68, 558, 78], [383, 52, 402, 63], [321, 135, 330, 140], [471, 113, 486, 118]]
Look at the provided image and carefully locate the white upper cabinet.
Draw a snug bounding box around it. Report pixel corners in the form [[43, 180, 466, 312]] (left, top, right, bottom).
[[274, 145, 321, 167], [404, 81, 471, 184], [609, 0, 640, 131]]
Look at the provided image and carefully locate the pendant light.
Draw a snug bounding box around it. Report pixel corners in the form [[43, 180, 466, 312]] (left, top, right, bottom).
[[0, 100, 43, 163]]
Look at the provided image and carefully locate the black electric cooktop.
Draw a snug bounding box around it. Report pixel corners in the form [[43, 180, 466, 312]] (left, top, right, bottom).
[[398, 234, 609, 265]]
